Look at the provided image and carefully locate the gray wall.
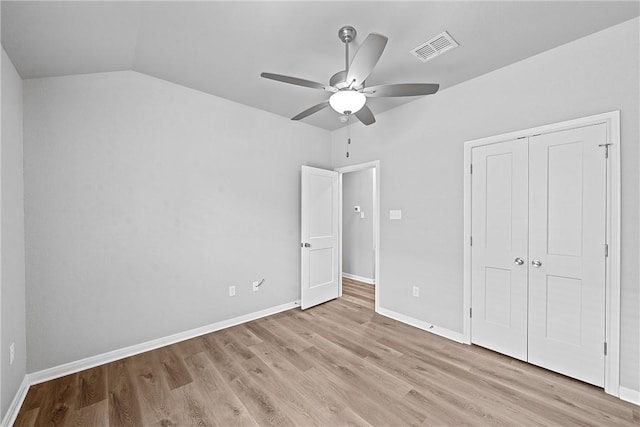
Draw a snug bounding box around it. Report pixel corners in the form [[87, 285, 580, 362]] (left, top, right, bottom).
[[342, 168, 374, 281], [1, 48, 26, 418], [23, 70, 331, 372], [331, 18, 640, 391]]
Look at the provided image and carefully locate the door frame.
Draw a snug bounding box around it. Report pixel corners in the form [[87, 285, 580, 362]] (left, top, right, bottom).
[[335, 160, 381, 312], [463, 111, 621, 396]]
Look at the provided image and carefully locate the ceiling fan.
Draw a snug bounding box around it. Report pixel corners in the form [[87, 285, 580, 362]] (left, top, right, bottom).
[[261, 25, 440, 126]]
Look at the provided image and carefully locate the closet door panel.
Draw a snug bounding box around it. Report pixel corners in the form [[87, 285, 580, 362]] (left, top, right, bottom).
[[528, 124, 607, 387], [471, 140, 529, 361]]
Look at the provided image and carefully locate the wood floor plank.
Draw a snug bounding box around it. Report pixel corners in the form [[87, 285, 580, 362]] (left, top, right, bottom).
[[301, 345, 426, 425], [342, 285, 375, 302], [290, 309, 381, 361], [12, 407, 39, 427], [107, 359, 143, 427], [300, 361, 398, 426], [227, 375, 295, 426], [33, 373, 77, 426], [14, 278, 639, 426], [68, 399, 109, 426], [244, 321, 315, 372], [249, 342, 362, 426], [235, 351, 324, 426], [200, 333, 247, 383], [258, 317, 315, 353], [156, 345, 193, 390], [76, 365, 107, 409], [183, 352, 257, 426], [402, 388, 478, 427], [171, 382, 218, 427], [226, 324, 263, 348], [127, 349, 175, 425], [217, 329, 326, 425]]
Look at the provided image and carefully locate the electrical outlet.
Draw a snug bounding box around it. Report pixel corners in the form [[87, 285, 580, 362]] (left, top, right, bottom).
[[253, 281, 260, 292], [412, 286, 420, 297], [10, 342, 15, 365], [229, 286, 236, 297]]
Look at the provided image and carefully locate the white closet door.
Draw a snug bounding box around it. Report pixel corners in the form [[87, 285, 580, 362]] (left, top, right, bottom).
[[528, 124, 607, 387], [471, 140, 529, 361]]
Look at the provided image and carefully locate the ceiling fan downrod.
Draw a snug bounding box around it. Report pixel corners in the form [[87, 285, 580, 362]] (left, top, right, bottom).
[[331, 26, 359, 90], [338, 25, 356, 72]]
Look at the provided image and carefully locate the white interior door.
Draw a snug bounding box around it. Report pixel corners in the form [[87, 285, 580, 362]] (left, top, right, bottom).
[[471, 140, 529, 361], [301, 166, 339, 310], [528, 124, 607, 387]]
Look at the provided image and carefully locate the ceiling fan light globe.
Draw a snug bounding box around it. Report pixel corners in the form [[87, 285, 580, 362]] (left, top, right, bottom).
[[329, 90, 366, 115]]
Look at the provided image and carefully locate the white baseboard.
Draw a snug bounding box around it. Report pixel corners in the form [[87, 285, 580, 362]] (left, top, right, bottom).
[[28, 300, 299, 385], [342, 272, 375, 285], [377, 307, 465, 343], [1, 375, 30, 427], [619, 386, 640, 406]]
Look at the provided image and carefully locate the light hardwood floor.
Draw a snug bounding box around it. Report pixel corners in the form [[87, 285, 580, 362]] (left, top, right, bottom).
[[14, 278, 639, 426]]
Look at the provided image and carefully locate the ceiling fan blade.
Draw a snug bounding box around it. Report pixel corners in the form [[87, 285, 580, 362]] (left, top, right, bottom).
[[261, 72, 336, 92], [346, 33, 388, 88], [364, 83, 440, 97], [291, 101, 330, 121], [354, 105, 376, 126]]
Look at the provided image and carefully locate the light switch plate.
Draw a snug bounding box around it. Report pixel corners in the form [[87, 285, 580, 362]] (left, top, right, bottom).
[[390, 210, 402, 220]]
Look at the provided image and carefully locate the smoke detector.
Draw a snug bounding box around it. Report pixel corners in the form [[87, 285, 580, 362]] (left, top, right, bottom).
[[410, 31, 459, 63]]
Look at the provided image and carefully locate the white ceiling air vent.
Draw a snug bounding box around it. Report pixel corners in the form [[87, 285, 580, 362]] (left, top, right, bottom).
[[410, 31, 459, 63]]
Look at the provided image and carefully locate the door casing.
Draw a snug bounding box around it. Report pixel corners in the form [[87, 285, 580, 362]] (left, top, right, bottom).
[[463, 111, 621, 397]]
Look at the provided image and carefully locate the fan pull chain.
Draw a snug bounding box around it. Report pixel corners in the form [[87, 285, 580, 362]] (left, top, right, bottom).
[[346, 119, 351, 158]]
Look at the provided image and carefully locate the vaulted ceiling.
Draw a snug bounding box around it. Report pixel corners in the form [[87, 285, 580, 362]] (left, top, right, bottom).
[[3, 1, 639, 130]]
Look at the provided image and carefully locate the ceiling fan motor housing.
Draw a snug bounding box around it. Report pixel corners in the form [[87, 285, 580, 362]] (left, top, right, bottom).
[[330, 70, 364, 90], [330, 70, 348, 89]]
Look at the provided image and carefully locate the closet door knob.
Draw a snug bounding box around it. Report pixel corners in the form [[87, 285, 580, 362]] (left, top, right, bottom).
[[532, 259, 542, 268], [514, 257, 525, 265]]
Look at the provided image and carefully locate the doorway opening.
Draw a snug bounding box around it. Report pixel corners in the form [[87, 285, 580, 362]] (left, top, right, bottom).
[[335, 161, 380, 312]]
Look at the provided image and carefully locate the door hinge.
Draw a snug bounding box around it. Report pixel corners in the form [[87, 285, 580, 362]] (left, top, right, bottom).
[[470, 163, 473, 174], [604, 342, 608, 356], [470, 236, 473, 246], [470, 307, 472, 318], [605, 243, 609, 257], [598, 143, 612, 159]]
